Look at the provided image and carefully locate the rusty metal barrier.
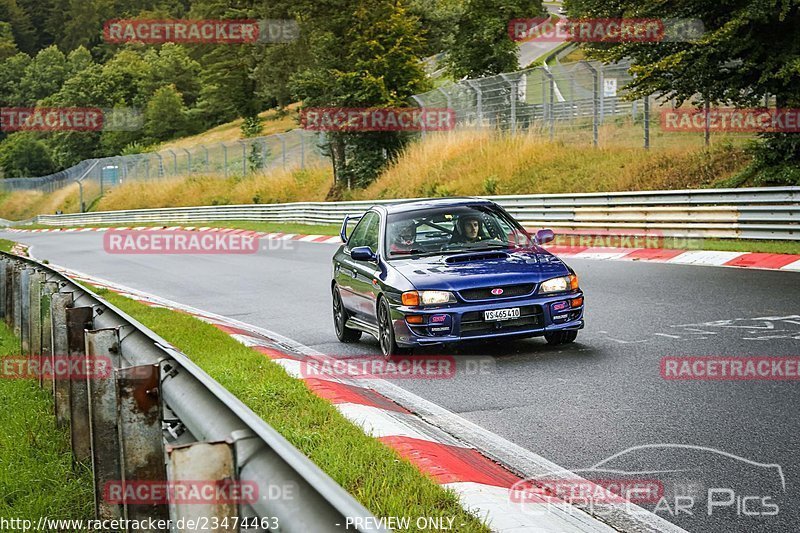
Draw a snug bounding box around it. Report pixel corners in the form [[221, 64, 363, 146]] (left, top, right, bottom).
[[0, 251, 385, 533]]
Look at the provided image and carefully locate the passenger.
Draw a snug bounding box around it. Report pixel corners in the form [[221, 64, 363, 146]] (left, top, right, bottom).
[[389, 221, 417, 253]]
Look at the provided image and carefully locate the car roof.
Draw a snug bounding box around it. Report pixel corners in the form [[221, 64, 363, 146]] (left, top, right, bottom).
[[375, 197, 496, 215]]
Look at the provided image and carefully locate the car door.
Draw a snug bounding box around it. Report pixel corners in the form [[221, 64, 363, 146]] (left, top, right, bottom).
[[349, 211, 382, 322], [337, 211, 379, 315]]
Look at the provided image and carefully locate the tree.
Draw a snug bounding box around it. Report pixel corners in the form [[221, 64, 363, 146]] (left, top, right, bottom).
[[0, 133, 56, 177], [0, 0, 36, 53], [292, 0, 430, 189], [144, 84, 188, 141], [0, 21, 16, 60], [445, 0, 543, 78], [570, 0, 800, 184], [17, 45, 67, 104]]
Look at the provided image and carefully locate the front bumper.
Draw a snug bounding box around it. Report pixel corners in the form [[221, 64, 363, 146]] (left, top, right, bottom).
[[391, 291, 584, 347]]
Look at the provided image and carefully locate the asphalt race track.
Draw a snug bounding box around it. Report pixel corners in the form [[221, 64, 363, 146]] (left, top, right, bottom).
[[6, 230, 799, 533]]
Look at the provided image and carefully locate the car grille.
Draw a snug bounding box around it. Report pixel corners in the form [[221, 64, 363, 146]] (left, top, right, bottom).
[[459, 284, 536, 301], [460, 305, 543, 336]]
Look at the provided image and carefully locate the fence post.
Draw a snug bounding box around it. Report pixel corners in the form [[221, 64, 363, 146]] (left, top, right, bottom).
[[643, 96, 650, 150], [221, 143, 228, 178], [411, 95, 427, 136], [704, 98, 710, 146], [20, 267, 30, 355], [466, 81, 483, 128], [182, 148, 191, 174], [241, 141, 247, 176], [277, 134, 287, 170], [582, 61, 599, 147], [545, 70, 555, 140], [202, 145, 210, 173], [598, 66, 605, 124], [500, 74, 517, 134], [299, 132, 305, 168]]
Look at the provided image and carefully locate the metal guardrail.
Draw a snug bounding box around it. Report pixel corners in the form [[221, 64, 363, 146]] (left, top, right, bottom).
[[25, 187, 800, 241], [0, 252, 384, 532]]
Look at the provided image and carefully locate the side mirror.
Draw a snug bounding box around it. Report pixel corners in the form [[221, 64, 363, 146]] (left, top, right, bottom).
[[535, 229, 555, 245], [351, 246, 377, 262]]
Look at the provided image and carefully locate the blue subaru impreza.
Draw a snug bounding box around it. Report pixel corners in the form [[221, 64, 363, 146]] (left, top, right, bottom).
[[331, 198, 584, 356]]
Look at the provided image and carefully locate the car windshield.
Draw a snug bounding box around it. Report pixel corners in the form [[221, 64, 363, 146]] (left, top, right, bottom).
[[385, 204, 535, 259]]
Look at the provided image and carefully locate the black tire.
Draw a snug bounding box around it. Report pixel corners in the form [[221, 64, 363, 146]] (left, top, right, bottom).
[[333, 286, 362, 343], [377, 297, 408, 358], [544, 330, 578, 345]]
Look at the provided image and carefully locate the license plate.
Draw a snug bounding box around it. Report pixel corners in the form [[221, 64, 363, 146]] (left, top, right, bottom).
[[484, 307, 520, 321]]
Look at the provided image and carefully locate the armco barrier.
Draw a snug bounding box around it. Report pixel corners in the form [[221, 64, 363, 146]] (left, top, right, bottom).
[[26, 186, 800, 241], [0, 252, 385, 532]]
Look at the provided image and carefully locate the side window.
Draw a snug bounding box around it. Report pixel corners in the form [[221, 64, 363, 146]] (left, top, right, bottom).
[[363, 214, 380, 252], [347, 212, 378, 250]]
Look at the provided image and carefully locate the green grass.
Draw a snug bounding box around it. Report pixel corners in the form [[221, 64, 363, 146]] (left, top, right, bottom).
[[0, 321, 94, 521], [0, 239, 16, 252], [95, 287, 489, 532]]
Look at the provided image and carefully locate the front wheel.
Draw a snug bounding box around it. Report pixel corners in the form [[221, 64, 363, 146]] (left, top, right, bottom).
[[377, 297, 408, 358], [544, 330, 578, 345], [333, 286, 362, 343]]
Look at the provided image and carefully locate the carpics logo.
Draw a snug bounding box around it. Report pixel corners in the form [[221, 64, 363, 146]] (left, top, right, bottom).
[[300, 107, 456, 132], [662, 108, 800, 133], [509, 18, 704, 43], [103, 19, 299, 44], [103, 229, 258, 254], [1, 355, 112, 380]]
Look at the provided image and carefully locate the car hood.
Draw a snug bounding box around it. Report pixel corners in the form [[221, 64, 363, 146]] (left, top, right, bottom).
[[389, 248, 571, 291]]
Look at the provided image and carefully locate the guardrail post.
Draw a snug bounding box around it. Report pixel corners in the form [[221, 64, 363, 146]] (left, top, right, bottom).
[[117, 364, 169, 529], [167, 441, 239, 530], [67, 305, 94, 463], [85, 328, 124, 521], [39, 280, 58, 389], [29, 270, 43, 362], [51, 291, 73, 426], [20, 267, 31, 355]]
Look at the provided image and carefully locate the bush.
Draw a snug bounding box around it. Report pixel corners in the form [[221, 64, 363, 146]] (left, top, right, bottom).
[[0, 133, 56, 177]]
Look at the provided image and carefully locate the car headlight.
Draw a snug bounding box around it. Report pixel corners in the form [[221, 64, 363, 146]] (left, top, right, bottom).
[[538, 274, 579, 294], [401, 290, 456, 306]]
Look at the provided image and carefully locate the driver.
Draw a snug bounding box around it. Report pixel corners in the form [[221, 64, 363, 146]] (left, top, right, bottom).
[[390, 221, 417, 253], [455, 214, 483, 243]]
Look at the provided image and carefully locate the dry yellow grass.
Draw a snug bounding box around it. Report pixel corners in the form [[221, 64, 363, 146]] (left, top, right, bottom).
[[95, 165, 333, 212], [2, 121, 753, 219], [354, 129, 751, 199], [0, 183, 83, 220], [157, 105, 300, 151]]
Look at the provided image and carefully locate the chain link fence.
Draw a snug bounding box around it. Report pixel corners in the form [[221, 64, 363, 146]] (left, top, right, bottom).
[[0, 129, 327, 210], [411, 58, 755, 149]]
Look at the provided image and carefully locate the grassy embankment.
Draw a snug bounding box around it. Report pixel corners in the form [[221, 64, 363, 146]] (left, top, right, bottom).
[[0, 304, 94, 521], [94, 286, 489, 532]]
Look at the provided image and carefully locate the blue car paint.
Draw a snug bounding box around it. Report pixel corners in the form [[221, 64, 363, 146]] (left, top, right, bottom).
[[332, 198, 584, 348]]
